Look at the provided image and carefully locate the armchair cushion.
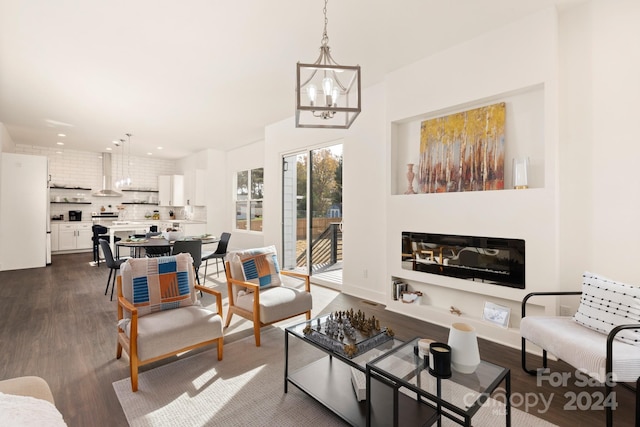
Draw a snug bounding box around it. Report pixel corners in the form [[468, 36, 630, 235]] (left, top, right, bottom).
[[121, 305, 223, 361], [574, 272, 640, 345], [235, 286, 313, 324], [120, 254, 197, 317], [521, 315, 640, 382]]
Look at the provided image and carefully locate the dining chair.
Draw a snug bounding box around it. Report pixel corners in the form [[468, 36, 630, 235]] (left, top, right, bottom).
[[172, 239, 202, 284], [92, 225, 120, 265], [144, 232, 170, 258], [201, 232, 231, 283], [99, 239, 128, 300]]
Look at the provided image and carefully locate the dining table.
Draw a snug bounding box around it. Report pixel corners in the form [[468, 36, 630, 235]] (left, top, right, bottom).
[[115, 235, 220, 259]]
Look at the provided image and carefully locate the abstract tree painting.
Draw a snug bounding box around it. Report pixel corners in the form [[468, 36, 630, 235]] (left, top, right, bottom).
[[418, 102, 505, 193]]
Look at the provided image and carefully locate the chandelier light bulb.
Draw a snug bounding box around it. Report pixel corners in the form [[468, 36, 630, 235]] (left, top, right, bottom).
[[306, 84, 317, 105], [331, 87, 340, 106], [322, 77, 334, 104]]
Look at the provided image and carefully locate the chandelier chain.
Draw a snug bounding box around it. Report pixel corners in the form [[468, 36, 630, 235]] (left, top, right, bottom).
[[321, 0, 329, 47]]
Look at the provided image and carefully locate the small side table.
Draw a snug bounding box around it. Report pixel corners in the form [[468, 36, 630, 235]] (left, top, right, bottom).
[[365, 337, 511, 427]]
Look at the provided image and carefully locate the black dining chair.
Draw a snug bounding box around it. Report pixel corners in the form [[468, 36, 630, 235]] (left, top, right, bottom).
[[172, 239, 202, 284], [99, 239, 128, 300], [201, 232, 231, 284], [144, 232, 171, 258], [92, 225, 120, 266]]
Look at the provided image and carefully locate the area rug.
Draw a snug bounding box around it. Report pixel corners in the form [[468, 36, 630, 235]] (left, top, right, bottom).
[[113, 327, 557, 427]]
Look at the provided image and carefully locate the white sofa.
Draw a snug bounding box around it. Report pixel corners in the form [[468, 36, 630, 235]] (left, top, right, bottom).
[[520, 272, 640, 427], [0, 376, 67, 426]]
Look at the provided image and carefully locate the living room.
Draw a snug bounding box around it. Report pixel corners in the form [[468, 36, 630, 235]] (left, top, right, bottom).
[[1, 1, 639, 426]]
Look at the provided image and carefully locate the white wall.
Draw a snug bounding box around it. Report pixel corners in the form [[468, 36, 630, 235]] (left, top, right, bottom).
[[383, 9, 559, 347], [587, 0, 640, 282], [0, 123, 16, 152]]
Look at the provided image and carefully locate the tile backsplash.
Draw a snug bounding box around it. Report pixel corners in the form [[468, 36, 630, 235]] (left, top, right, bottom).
[[16, 144, 205, 221]]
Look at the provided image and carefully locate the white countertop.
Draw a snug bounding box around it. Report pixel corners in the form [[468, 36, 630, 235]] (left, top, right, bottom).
[[111, 220, 206, 225]]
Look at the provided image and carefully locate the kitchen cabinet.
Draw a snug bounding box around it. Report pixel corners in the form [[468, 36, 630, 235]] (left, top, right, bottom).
[[158, 175, 184, 206], [184, 169, 206, 206], [50, 223, 59, 251], [56, 223, 92, 251]]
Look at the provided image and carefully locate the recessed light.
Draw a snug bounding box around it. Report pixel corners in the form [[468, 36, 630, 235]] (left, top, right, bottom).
[[157, 147, 163, 150], [106, 147, 113, 151], [56, 151, 63, 154], [56, 142, 64, 146], [57, 133, 66, 137], [147, 152, 153, 155]]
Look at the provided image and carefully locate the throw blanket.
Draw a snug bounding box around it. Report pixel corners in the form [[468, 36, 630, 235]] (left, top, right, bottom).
[[0, 392, 67, 427]]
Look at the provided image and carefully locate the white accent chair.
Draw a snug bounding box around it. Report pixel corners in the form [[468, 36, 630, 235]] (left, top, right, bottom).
[[116, 253, 224, 391], [224, 246, 312, 346], [521, 272, 640, 427]]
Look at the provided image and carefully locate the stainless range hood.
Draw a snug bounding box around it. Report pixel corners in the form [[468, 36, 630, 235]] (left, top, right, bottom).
[[92, 153, 122, 197]]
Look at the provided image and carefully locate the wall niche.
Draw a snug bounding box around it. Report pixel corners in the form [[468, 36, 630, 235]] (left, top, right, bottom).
[[391, 84, 545, 195]]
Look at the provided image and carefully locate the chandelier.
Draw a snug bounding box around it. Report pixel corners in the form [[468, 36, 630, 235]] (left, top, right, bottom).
[[115, 133, 133, 188], [295, 0, 361, 129]]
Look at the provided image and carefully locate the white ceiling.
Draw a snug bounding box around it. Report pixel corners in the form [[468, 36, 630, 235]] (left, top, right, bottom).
[[0, 0, 582, 159]]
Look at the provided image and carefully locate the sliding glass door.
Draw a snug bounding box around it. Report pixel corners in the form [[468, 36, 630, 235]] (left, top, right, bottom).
[[282, 143, 342, 279]]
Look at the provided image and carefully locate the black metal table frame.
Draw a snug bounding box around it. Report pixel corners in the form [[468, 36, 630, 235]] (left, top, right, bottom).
[[365, 337, 511, 427], [284, 316, 408, 426]]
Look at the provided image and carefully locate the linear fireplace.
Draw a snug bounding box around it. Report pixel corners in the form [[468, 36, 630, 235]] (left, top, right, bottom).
[[402, 232, 525, 289]]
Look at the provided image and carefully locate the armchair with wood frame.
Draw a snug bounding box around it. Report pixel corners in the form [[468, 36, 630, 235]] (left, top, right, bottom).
[[224, 245, 312, 346], [116, 253, 224, 392]]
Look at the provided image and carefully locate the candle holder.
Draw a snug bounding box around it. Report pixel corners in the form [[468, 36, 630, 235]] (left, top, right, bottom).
[[513, 157, 529, 189], [428, 342, 452, 378]]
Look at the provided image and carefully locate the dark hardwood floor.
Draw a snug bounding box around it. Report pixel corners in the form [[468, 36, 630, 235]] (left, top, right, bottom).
[[0, 252, 634, 426]]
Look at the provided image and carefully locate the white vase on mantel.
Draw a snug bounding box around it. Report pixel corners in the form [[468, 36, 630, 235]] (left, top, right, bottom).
[[447, 322, 481, 374]]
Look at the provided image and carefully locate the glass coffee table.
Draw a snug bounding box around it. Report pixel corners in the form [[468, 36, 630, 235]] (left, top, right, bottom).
[[284, 313, 439, 427], [365, 337, 511, 426]]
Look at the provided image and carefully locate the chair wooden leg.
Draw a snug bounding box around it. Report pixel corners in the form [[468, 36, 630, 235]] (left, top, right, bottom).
[[254, 321, 261, 347], [224, 310, 233, 328], [253, 312, 261, 347], [116, 341, 122, 359], [306, 310, 311, 320], [217, 337, 224, 361], [130, 359, 139, 392]]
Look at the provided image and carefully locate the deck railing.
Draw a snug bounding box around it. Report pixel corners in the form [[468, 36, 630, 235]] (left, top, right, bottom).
[[296, 222, 342, 273]]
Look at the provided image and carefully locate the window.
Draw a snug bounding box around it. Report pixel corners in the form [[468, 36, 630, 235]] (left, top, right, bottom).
[[235, 168, 263, 232]]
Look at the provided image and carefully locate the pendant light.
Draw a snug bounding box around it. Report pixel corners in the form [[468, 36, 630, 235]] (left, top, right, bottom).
[[295, 0, 361, 129]]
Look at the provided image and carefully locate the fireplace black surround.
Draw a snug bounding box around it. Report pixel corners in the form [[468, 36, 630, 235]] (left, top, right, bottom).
[[402, 232, 525, 289]]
